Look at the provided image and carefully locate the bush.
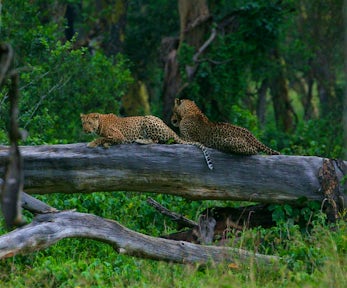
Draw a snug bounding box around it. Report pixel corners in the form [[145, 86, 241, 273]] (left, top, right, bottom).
[[0, 1, 134, 144]]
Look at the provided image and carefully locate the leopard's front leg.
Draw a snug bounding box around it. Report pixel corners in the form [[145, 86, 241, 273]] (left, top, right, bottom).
[[87, 137, 110, 147], [102, 126, 128, 147]]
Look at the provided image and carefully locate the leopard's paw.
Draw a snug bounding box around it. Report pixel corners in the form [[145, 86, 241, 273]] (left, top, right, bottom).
[[135, 139, 155, 145], [103, 142, 111, 148], [87, 141, 99, 148]]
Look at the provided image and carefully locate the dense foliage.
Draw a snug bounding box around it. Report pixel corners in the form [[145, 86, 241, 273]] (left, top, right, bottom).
[[0, 0, 346, 287], [0, 0, 133, 144]]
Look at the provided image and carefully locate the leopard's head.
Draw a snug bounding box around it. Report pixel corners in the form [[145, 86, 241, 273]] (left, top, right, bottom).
[[171, 99, 182, 127], [171, 98, 202, 127], [80, 113, 100, 134]]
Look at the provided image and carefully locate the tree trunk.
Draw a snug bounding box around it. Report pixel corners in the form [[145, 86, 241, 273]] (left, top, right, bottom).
[[178, 0, 210, 49], [304, 70, 315, 120], [162, 0, 210, 124], [0, 144, 345, 208], [269, 50, 296, 132], [94, 0, 128, 56], [65, 0, 128, 55], [162, 49, 182, 124], [344, 0, 347, 159], [296, 0, 343, 119], [256, 79, 268, 128]]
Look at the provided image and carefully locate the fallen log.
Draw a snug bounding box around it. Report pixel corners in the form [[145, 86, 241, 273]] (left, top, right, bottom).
[[0, 179, 57, 214], [0, 143, 346, 206], [0, 210, 279, 266]]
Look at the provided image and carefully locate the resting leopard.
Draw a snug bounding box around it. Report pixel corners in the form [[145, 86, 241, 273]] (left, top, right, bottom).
[[171, 99, 280, 155], [80, 113, 213, 170]]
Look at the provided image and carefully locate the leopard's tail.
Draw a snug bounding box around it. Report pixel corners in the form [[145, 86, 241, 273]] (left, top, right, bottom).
[[259, 143, 280, 155], [174, 136, 213, 170], [191, 142, 214, 170]]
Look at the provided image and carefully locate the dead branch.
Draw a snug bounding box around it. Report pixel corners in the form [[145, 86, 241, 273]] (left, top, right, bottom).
[[147, 197, 198, 228], [0, 178, 56, 215], [163, 205, 275, 244], [21, 192, 58, 214], [185, 28, 217, 81], [0, 210, 279, 266]]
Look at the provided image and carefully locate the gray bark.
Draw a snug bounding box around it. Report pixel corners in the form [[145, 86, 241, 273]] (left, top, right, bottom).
[[0, 143, 345, 206], [0, 210, 279, 265]]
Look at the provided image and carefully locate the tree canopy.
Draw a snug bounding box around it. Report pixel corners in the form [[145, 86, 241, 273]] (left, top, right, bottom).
[[0, 0, 344, 158]]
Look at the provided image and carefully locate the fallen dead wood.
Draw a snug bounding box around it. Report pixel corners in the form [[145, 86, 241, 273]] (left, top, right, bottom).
[[147, 197, 198, 228], [147, 197, 275, 244], [0, 144, 346, 206], [160, 204, 275, 244], [0, 179, 57, 214], [0, 210, 279, 265]]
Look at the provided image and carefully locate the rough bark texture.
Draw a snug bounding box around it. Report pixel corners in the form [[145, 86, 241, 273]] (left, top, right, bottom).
[[0, 210, 279, 265], [162, 0, 210, 124], [0, 144, 345, 207]]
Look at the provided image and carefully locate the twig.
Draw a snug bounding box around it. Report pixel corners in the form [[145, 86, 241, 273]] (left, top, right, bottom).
[[197, 57, 233, 65], [147, 197, 198, 228], [22, 75, 71, 129]]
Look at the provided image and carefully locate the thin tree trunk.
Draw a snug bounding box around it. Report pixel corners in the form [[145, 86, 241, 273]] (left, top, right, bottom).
[[162, 49, 182, 124], [304, 71, 314, 120], [269, 49, 295, 132], [96, 0, 128, 56], [256, 79, 268, 128], [344, 0, 347, 159]]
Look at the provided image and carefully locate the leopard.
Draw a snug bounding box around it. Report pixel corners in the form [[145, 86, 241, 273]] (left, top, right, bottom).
[[80, 113, 213, 170], [171, 99, 280, 155]]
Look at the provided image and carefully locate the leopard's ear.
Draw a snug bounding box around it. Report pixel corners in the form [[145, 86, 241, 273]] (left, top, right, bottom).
[[91, 113, 100, 120], [175, 98, 182, 106]]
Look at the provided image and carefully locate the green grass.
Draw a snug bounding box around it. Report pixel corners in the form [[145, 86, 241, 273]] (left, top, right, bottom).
[[0, 193, 346, 287]]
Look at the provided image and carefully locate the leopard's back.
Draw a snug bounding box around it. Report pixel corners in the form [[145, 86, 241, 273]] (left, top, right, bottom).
[[171, 99, 279, 155], [81, 112, 213, 169]]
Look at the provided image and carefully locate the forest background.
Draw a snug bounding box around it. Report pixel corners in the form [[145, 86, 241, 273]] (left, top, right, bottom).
[[0, 0, 346, 287]]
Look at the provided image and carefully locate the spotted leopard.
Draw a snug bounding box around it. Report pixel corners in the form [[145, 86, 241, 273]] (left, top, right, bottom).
[[171, 99, 279, 155], [81, 113, 213, 169]]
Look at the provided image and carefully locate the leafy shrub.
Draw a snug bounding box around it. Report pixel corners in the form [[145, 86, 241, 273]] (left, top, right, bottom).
[[0, 1, 134, 144]]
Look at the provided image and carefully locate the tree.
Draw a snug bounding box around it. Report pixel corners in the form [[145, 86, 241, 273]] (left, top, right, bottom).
[[344, 0, 347, 159], [162, 0, 211, 124], [0, 0, 133, 144], [291, 0, 344, 118]]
